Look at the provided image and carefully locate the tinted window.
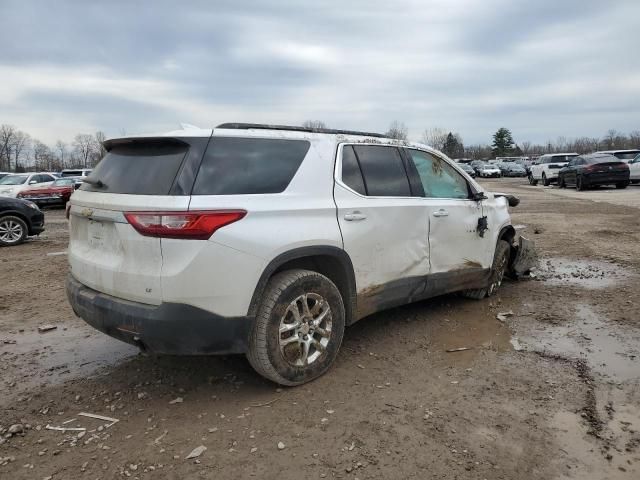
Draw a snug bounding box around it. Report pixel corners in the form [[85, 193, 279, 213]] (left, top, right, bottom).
[[587, 155, 622, 164], [341, 146, 366, 195], [407, 149, 469, 199], [551, 155, 577, 163], [613, 151, 640, 160], [193, 137, 309, 195], [81, 140, 189, 195], [352, 146, 411, 197]]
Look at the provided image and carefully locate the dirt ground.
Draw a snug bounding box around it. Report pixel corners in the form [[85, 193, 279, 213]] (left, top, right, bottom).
[[1, 179, 639, 480]]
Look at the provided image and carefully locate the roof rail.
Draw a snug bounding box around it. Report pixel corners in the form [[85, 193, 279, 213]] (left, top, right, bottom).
[[216, 123, 387, 138]]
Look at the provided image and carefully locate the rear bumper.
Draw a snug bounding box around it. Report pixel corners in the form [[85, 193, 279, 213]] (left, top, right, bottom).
[[66, 274, 253, 355], [583, 172, 629, 185]]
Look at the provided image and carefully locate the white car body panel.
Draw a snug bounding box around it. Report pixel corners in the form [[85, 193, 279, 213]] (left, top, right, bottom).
[[629, 156, 640, 181]]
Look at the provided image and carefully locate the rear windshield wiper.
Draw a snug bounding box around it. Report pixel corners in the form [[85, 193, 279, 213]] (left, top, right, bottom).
[[83, 178, 106, 188]]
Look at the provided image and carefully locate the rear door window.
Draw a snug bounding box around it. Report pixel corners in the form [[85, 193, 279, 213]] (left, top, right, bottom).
[[340, 145, 366, 195], [406, 149, 470, 199], [193, 137, 310, 195], [351, 145, 411, 197], [80, 140, 189, 195]]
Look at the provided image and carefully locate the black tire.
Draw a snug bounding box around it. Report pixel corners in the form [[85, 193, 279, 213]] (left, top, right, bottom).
[[462, 240, 510, 300], [542, 173, 550, 186], [576, 175, 586, 191], [558, 176, 566, 188], [0, 215, 28, 247], [528, 174, 538, 186], [247, 269, 345, 386], [616, 182, 629, 189]]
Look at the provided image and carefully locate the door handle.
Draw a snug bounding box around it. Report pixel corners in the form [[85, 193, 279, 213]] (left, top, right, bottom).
[[344, 212, 367, 221], [432, 209, 449, 217]]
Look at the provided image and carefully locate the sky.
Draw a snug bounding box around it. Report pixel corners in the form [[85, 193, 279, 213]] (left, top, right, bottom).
[[1, 0, 639, 146]]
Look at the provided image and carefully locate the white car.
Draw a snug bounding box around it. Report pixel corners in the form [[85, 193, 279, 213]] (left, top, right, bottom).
[[629, 154, 640, 183], [595, 149, 640, 162], [478, 164, 501, 178], [529, 153, 578, 186], [0, 173, 57, 198], [66, 123, 534, 386]]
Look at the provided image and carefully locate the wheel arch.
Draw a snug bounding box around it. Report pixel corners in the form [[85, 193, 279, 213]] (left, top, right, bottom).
[[0, 210, 30, 229], [247, 246, 357, 325]]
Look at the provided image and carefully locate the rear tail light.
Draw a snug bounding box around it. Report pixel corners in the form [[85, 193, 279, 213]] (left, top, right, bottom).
[[124, 210, 246, 240]]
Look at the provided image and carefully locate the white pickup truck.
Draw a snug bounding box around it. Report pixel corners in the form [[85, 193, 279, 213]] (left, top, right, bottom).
[[529, 153, 578, 186]]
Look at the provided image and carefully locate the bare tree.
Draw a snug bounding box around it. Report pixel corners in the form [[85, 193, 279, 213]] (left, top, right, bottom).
[[55, 140, 67, 169], [0, 124, 17, 171], [421, 127, 448, 151], [33, 140, 55, 171], [521, 141, 531, 155], [11, 131, 30, 171], [301, 120, 327, 129], [385, 121, 408, 141], [73, 133, 96, 168]]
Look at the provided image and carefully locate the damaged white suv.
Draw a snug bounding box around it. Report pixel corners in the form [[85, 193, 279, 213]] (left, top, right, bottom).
[[66, 123, 534, 386]]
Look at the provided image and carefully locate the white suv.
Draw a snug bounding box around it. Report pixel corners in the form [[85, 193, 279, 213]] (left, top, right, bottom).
[[529, 153, 578, 186], [66, 123, 534, 385]]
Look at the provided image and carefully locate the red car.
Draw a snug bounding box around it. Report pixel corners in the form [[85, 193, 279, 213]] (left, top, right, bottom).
[[17, 178, 76, 206]]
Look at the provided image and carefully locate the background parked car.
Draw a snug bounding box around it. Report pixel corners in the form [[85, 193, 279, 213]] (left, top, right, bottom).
[[0, 172, 57, 198], [529, 153, 578, 186], [470, 160, 486, 175], [459, 163, 476, 177], [0, 172, 11, 180], [628, 154, 640, 184], [558, 153, 629, 191], [61, 168, 92, 179], [0, 196, 45, 246], [503, 163, 527, 177], [478, 164, 501, 178], [17, 177, 76, 207], [595, 149, 640, 161]]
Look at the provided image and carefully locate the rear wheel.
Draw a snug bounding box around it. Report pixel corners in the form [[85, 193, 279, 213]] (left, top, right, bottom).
[[576, 175, 586, 191], [0, 215, 28, 246], [247, 269, 345, 386], [462, 240, 510, 300], [616, 182, 629, 189], [542, 173, 550, 186], [558, 176, 566, 188]]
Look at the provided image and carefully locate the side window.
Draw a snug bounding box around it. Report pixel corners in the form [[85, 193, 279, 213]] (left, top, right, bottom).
[[341, 146, 366, 195], [193, 137, 310, 195], [406, 149, 470, 199], [351, 146, 411, 197], [34, 175, 46, 183]]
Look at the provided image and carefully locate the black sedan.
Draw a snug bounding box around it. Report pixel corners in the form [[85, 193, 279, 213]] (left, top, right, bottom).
[[0, 197, 45, 246], [558, 153, 629, 191]]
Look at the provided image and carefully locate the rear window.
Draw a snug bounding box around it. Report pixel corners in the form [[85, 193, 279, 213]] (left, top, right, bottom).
[[62, 170, 83, 177], [80, 141, 188, 195], [587, 155, 623, 164], [550, 155, 577, 163], [192, 137, 309, 195], [613, 152, 640, 160]]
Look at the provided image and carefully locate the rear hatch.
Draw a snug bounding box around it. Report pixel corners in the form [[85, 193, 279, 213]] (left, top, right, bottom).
[[68, 137, 208, 305]]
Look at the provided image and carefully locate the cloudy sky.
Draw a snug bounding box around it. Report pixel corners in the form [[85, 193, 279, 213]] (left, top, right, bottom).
[[1, 0, 638, 146]]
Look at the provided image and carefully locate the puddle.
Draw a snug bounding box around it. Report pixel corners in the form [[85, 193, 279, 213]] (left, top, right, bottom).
[[1, 324, 137, 403], [534, 257, 633, 289], [511, 304, 639, 380], [551, 411, 635, 479]]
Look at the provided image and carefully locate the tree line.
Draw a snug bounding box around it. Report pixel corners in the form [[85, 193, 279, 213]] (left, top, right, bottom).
[[1, 121, 638, 173], [0, 125, 107, 173]]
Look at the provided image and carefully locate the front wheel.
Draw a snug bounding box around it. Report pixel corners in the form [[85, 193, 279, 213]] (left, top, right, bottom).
[[247, 269, 345, 386], [558, 176, 566, 188], [576, 175, 586, 191], [528, 174, 538, 186], [0, 215, 28, 246], [462, 240, 510, 300]]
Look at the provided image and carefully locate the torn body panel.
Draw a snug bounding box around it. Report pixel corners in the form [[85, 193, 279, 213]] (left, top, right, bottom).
[[510, 235, 537, 277]]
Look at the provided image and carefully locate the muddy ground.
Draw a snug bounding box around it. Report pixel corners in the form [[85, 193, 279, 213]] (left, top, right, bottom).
[[1, 178, 639, 479]]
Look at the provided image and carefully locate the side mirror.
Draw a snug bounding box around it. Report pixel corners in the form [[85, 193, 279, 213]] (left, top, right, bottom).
[[29, 180, 37, 184]]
